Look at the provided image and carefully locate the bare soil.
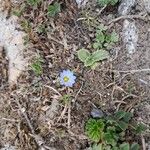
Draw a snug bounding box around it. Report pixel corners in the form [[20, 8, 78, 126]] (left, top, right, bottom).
[[0, 0, 150, 150]]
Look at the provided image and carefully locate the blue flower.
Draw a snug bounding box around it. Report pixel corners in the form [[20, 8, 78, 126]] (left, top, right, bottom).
[[59, 70, 76, 87]]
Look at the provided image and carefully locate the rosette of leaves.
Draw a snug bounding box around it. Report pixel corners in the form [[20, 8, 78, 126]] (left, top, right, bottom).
[[85, 111, 146, 150], [77, 49, 109, 69], [93, 24, 119, 50], [85, 119, 105, 142]]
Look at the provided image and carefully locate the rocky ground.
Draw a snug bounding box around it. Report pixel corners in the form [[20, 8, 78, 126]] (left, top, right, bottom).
[[0, 0, 150, 150]]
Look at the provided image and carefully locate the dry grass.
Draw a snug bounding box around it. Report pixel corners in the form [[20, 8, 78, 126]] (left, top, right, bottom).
[[0, 0, 150, 149]]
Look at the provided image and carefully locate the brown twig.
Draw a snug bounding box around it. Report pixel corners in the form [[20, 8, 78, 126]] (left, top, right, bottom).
[[44, 85, 62, 96], [73, 82, 83, 103], [47, 34, 64, 46], [67, 102, 71, 129], [108, 12, 147, 25], [141, 134, 146, 150], [57, 103, 68, 123], [16, 99, 56, 150]]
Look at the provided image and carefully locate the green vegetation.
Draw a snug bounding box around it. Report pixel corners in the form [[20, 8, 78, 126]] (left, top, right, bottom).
[[93, 24, 119, 50], [85, 111, 146, 150], [85, 119, 104, 142], [12, 5, 25, 17], [78, 49, 109, 69], [97, 0, 118, 6], [27, 0, 41, 6], [31, 57, 43, 76], [61, 94, 71, 104], [77, 24, 118, 69], [47, 2, 61, 17]]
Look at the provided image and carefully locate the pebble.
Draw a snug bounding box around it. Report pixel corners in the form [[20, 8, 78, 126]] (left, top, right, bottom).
[[143, 0, 150, 13], [118, 0, 136, 15], [122, 20, 138, 54], [91, 108, 104, 118]]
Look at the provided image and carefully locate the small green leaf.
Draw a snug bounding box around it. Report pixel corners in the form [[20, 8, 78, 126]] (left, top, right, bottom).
[[120, 143, 130, 150], [112, 146, 119, 150], [97, 24, 108, 32], [78, 49, 91, 62], [31, 58, 43, 76], [84, 56, 95, 67], [48, 2, 61, 17], [91, 62, 99, 70], [91, 50, 109, 62], [131, 143, 140, 150], [104, 43, 109, 47], [104, 132, 117, 146], [123, 112, 133, 122], [111, 32, 119, 43], [110, 0, 118, 5], [93, 42, 102, 49], [91, 144, 103, 150], [114, 111, 126, 120], [117, 121, 128, 131], [85, 119, 104, 142], [105, 34, 112, 43], [104, 127, 118, 146], [27, 0, 41, 6], [134, 123, 147, 134], [96, 32, 105, 43]]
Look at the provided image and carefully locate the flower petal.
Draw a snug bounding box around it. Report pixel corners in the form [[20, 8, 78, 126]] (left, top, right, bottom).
[[59, 69, 76, 87]]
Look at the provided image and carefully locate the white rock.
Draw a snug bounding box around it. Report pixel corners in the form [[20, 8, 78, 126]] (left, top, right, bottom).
[[122, 20, 138, 54], [0, 144, 16, 150], [75, 0, 89, 8], [118, 0, 136, 15], [143, 0, 150, 13], [0, 2, 27, 85]]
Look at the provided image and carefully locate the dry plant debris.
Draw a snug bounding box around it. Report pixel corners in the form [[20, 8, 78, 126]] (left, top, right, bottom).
[[0, 0, 150, 150]]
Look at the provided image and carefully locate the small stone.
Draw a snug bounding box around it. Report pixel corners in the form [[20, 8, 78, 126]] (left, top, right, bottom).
[[91, 108, 104, 118], [122, 20, 138, 54], [118, 0, 136, 15], [143, 0, 150, 13], [75, 0, 89, 8]]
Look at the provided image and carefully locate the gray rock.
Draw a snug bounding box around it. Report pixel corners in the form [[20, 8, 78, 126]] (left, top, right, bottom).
[[143, 0, 150, 13], [122, 20, 138, 54], [0, 145, 16, 150], [118, 0, 136, 15], [91, 108, 104, 118], [75, 0, 89, 8]]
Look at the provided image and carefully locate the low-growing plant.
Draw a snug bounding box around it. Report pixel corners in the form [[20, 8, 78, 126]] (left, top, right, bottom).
[[37, 24, 47, 34], [77, 49, 109, 69], [27, 0, 41, 6], [31, 57, 43, 76], [12, 4, 25, 17], [47, 2, 61, 17], [77, 24, 118, 69], [61, 94, 71, 104], [93, 24, 119, 50], [97, 0, 118, 6], [85, 111, 146, 150], [85, 119, 104, 142], [21, 19, 31, 33]]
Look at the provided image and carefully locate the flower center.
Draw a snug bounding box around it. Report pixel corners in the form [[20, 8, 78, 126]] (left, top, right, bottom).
[[63, 76, 69, 82]]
